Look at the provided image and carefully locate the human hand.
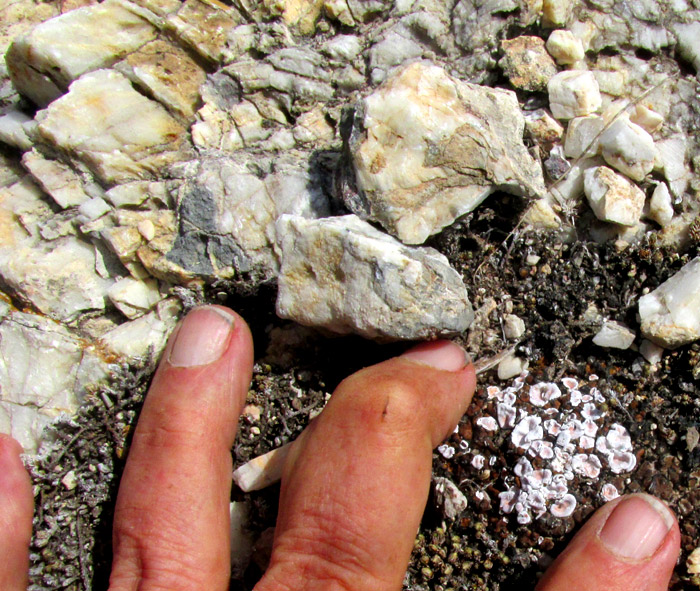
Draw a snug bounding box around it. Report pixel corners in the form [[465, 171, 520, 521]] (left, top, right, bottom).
[[0, 306, 681, 591]]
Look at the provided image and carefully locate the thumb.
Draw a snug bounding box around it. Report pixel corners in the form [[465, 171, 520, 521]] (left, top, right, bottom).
[[537, 493, 680, 591]]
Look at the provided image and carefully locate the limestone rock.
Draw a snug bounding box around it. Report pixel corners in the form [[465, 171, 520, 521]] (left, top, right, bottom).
[[347, 61, 545, 245], [164, 0, 245, 64], [35, 69, 191, 185], [584, 166, 645, 227], [6, 0, 156, 106], [498, 355, 528, 380], [564, 115, 604, 159], [638, 257, 700, 349], [629, 104, 663, 134], [113, 39, 208, 120], [599, 118, 657, 182], [640, 339, 663, 364], [0, 306, 110, 454], [524, 109, 564, 151], [648, 183, 674, 228], [592, 320, 635, 349], [543, 0, 573, 27], [99, 298, 180, 359], [0, 110, 33, 151], [546, 30, 585, 65], [655, 135, 689, 198], [166, 155, 330, 282], [504, 314, 526, 339], [263, 0, 324, 35], [548, 70, 601, 120], [21, 150, 90, 208], [433, 477, 468, 520], [499, 36, 557, 92], [108, 277, 163, 319], [275, 215, 474, 341]]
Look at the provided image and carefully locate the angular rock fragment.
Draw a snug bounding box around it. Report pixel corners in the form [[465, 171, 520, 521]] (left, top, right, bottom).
[[35, 69, 191, 185], [347, 62, 545, 245], [599, 117, 657, 182], [592, 320, 635, 349], [524, 109, 564, 151], [6, 0, 156, 106], [499, 36, 557, 92], [584, 166, 645, 227], [108, 277, 163, 319], [166, 155, 329, 282], [113, 39, 208, 120], [548, 70, 601, 120], [99, 298, 180, 359], [433, 477, 468, 520], [0, 110, 33, 151], [629, 104, 663, 134], [543, 0, 572, 27], [564, 115, 604, 159], [275, 215, 474, 340], [546, 30, 584, 65], [164, 0, 245, 64], [0, 304, 110, 454], [638, 257, 700, 349], [21, 150, 90, 208], [648, 183, 674, 228], [233, 443, 292, 492]]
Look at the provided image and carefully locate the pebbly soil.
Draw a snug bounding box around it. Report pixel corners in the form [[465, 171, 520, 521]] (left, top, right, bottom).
[[25, 191, 700, 591]]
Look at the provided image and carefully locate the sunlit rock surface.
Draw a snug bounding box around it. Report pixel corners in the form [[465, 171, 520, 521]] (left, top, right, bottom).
[[275, 215, 474, 340], [0, 303, 111, 454], [347, 61, 545, 244], [639, 257, 700, 349], [35, 69, 191, 185], [166, 155, 330, 282], [6, 0, 156, 106], [584, 166, 645, 227]]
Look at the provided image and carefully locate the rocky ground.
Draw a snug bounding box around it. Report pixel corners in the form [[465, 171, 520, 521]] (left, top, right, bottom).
[[1, 0, 700, 589]]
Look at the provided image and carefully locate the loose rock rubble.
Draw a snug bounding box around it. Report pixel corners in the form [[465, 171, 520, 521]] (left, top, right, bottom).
[[2, 0, 700, 589]]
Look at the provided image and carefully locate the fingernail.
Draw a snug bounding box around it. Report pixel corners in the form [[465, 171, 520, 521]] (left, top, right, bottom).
[[401, 341, 470, 372], [599, 494, 673, 560], [168, 306, 235, 367]]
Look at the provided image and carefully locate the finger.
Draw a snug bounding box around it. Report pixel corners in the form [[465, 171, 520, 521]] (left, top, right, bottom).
[[109, 306, 254, 591], [255, 341, 476, 591], [537, 493, 680, 591], [0, 434, 34, 591]]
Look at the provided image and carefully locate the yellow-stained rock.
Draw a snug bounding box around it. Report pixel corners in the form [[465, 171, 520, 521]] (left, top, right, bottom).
[[35, 69, 191, 185]]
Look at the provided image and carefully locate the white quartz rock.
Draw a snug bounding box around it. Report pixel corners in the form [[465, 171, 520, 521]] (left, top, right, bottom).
[[498, 355, 528, 380], [564, 115, 604, 159], [655, 136, 689, 198], [546, 30, 585, 65], [21, 150, 90, 208], [548, 71, 602, 120], [0, 110, 33, 151], [0, 307, 110, 454], [168, 155, 329, 282], [504, 314, 526, 339], [599, 118, 658, 182], [638, 257, 700, 349], [233, 443, 292, 492], [6, 0, 157, 106], [275, 215, 474, 341], [108, 277, 163, 319], [648, 183, 674, 227], [543, 0, 572, 27], [674, 22, 700, 73], [99, 298, 180, 360], [347, 61, 545, 245], [35, 69, 190, 185], [584, 166, 645, 227], [640, 339, 664, 364], [433, 477, 469, 520], [593, 320, 635, 349], [0, 180, 113, 320]]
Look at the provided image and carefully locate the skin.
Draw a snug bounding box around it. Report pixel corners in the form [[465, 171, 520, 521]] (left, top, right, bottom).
[[0, 306, 681, 591]]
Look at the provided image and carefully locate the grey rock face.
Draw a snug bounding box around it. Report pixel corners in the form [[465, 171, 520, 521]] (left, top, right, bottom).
[[275, 215, 474, 340], [346, 61, 545, 245], [167, 154, 330, 282]]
